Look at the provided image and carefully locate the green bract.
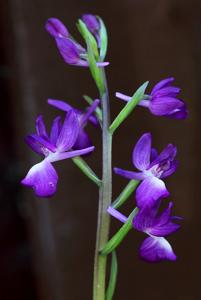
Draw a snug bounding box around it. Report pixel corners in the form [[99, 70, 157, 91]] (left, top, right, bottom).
[[77, 19, 99, 59], [98, 17, 108, 61], [100, 208, 138, 256], [112, 180, 139, 209], [106, 251, 118, 300], [87, 39, 105, 94], [109, 81, 149, 134]]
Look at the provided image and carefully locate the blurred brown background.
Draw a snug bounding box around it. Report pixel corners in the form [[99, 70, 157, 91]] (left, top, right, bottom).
[[0, 0, 200, 299]]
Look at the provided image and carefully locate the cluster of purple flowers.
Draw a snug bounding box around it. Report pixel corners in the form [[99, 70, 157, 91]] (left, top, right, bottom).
[[21, 13, 188, 263], [108, 77, 188, 262], [22, 14, 104, 196]]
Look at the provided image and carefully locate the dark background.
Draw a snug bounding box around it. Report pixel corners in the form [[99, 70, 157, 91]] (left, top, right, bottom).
[[0, 0, 200, 299]]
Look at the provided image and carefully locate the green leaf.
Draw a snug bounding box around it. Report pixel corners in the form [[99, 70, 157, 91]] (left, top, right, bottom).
[[77, 19, 99, 59], [100, 208, 138, 256], [83, 95, 103, 124], [106, 251, 118, 300], [87, 39, 105, 93], [109, 81, 149, 134], [97, 16, 108, 61], [112, 180, 139, 209], [72, 156, 101, 187]]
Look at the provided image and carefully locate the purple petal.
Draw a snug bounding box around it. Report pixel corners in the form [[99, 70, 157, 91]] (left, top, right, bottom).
[[149, 97, 185, 117], [82, 14, 100, 33], [89, 114, 99, 127], [55, 37, 81, 65], [151, 148, 158, 162], [151, 144, 177, 166], [114, 167, 146, 181], [50, 116, 62, 145], [161, 160, 179, 179], [136, 177, 169, 208], [25, 135, 44, 155], [156, 201, 173, 224], [48, 99, 73, 112], [152, 86, 181, 98], [139, 236, 177, 262], [80, 99, 100, 126], [167, 102, 188, 120], [45, 18, 69, 38], [73, 129, 92, 150], [49, 146, 95, 162], [35, 115, 48, 139], [149, 202, 181, 236], [151, 77, 174, 95], [149, 222, 180, 237], [133, 201, 181, 237], [56, 110, 80, 152], [133, 133, 152, 171], [107, 206, 128, 223], [133, 203, 159, 233], [21, 160, 58, 197], [26, 134, 57, 153]]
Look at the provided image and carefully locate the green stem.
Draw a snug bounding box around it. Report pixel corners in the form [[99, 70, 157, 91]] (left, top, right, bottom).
[[93, 68, 112, 300]]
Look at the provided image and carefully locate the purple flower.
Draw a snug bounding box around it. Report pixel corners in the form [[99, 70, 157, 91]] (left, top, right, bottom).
[[47, 98, 100, 150], [21, 110, 94, 197], [45, 18, 108, 67], [114, 133, 178, 208], [82, 14, 101, 47], [108, 201, 181, 262], [116, 77, 188, 119]]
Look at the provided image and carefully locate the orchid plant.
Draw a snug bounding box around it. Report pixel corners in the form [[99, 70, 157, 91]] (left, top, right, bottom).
[[21, 14, 188, 300]]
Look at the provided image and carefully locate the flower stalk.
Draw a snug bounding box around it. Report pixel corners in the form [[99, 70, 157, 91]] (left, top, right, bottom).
[[93, 67, 112, 300]]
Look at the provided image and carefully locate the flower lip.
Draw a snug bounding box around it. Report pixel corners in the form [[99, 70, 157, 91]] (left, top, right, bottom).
[[139, 236, 177, 262], [135, 176, 170, 208], [21, 160, 58, 198]]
